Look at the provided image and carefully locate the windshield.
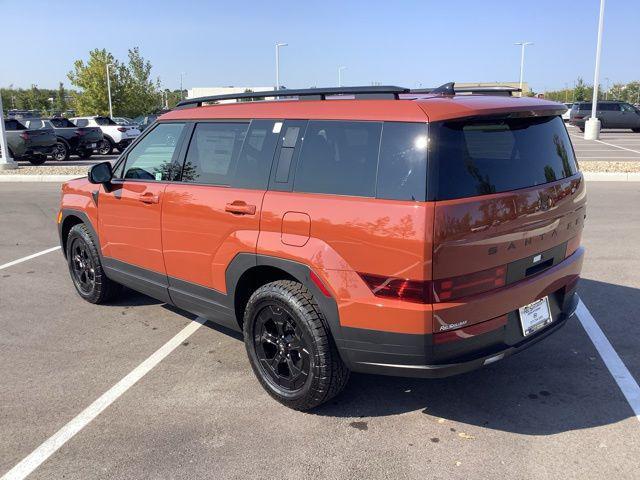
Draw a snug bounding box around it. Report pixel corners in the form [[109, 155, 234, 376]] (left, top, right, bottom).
[[95, 117, 117, 126]]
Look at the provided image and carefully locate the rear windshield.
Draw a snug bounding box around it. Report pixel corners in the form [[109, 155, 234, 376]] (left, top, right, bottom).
[[95, 117, 117, 126], [429, 116, 578, 200], [50, 118, 75, 128]]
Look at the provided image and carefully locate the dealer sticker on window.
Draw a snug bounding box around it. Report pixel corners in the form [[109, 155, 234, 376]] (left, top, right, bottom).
[[519, 297, 553, 336]]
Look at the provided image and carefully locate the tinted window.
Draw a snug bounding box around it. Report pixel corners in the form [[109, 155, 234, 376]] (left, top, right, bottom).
[[181, 122, 249, 185], [377, 122, 428, 201], [577, 103, 592, 111], [599, 103, 620, 111], [123, 123, 186, 181], [25, 119, 45, 129], [621, 103, 637, 113], [74, 119, 89, 127], [95, 117, 117, 126], [294, 120, 381, 197], [431, 116, 578, 200], [5, 120, 25, 130], [232, 120, 279, 189]]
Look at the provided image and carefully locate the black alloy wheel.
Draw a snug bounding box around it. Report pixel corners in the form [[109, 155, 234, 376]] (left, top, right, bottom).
[[69, 236, 96, 295], [53, 142, 69, 161], [98, 139, 113, 155]]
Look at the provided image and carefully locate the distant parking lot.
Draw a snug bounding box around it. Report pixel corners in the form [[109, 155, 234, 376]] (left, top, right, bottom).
[[0, 181, 639, 479], [567, 126, 640, 162]]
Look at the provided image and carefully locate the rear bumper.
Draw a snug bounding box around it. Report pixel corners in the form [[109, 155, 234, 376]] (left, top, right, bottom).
[[336, 249, 583, 378], [26, 145, 54, 156]]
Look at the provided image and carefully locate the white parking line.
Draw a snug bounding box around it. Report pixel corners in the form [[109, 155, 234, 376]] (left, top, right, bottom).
[[0, 247, 61, 271], [593, 140, 640, 154], [0, 316, 206, 480], [576, 300, 640, 424]]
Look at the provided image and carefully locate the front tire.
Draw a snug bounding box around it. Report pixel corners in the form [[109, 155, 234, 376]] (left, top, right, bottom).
[[66, 223, 122, 303], [98, 138, 113, 155], [243, 280, 349, 411], [632, 128, 640, 133], [52, 142, 70, 161]]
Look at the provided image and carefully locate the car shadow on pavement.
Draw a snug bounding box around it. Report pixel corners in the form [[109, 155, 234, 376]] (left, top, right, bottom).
[[312, 279, 639, 435]]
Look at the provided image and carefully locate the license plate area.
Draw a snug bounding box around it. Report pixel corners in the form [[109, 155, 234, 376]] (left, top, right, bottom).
[[519, 297, 553, 337]]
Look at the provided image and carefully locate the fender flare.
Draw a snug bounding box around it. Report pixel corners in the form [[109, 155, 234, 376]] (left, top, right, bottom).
[[58, 209, 101, 259]]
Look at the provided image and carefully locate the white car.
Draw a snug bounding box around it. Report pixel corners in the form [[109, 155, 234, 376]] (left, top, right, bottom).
[[562, 103, 573, 122], [70, 116, 140, 155]]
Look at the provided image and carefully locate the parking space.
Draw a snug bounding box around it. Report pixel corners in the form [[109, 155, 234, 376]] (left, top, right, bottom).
[[1, 182, 639, 480], [567, 127, 640, 162], [15, 155, 119, 169]]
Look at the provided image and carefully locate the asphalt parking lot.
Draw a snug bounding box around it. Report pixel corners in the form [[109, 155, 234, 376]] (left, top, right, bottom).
[[1, 180, 639, 480], [567, 127, 640, 162]]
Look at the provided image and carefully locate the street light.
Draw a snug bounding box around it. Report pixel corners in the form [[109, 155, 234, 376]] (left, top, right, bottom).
[[275, 42, 288, 90], [106, 63, 113, 118], [514, 41, 533, 95], [585, 0, 606, 140], [0, 93, 18, 170], [338, 66, 347, 87]]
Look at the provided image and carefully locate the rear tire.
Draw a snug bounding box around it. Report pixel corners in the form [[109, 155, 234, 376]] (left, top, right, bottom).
[[52, 142, 70, 161], [243, 280, 349, 411], [632, 128, 640, 133], [66, 223, 122, 304], [579, 127, 585, 133], [77, 149, 93, 160], [28, 155, 46, 165], [98, 138, 113, 155]]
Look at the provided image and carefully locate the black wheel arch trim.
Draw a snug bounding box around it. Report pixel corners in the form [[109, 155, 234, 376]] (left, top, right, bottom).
[[59, 209, 101, 260]]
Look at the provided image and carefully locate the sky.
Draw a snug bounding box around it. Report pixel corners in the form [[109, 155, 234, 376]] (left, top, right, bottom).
[[1, 0, 639, 93]]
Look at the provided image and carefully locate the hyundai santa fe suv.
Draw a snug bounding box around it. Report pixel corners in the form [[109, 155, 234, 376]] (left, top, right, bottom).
[[58, 84, 585, 410]]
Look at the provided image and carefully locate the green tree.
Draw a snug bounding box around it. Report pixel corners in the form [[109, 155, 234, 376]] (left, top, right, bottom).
[[574, 77, 588, 102], [55, 82, 67, 112], [120, 47, 161, 117], [67, 49, 127, 116]]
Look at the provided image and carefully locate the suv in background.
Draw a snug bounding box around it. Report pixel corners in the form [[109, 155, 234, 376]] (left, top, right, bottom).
[[58, 85, 585, 410], [23, 118, 103, 161], [3, 118, 56, 164], [569, 101, 640, 131], [70, 116, 140, 155]]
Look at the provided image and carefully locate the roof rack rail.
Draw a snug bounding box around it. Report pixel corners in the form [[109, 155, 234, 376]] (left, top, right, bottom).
[[175, 86, 411, 108], [411, 83, 522, 97]]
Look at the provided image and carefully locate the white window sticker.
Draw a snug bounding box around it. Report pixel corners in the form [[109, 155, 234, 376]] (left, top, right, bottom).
[[272, 122, 283, 134], [155, 172, 162, 181]]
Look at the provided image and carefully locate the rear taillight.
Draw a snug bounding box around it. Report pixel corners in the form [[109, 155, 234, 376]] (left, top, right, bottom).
[[20, 132, 29, 140], [359, 273, 432, 304], [433, 265, 507, 302], [117, 127, 127, 132], [574, 115, 584, 120], [75, 129, 86, 136]]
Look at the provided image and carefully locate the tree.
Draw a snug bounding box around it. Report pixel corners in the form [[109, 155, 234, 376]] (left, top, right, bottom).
[[67, 49, 126, 116], [120, 47, 161, 117], [55, 82, 67, 113], [574, 77, 588, 102]]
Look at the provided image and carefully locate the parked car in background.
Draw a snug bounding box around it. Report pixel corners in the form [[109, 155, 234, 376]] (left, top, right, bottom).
[[22, 118, 103, 161], [69, 116, 140, 155], [562, 103, 573, 121], [132, 114, 159, 132], [3, 118, 56, 164], [569, 101, 640, 132], [112, 117, 134, 126]]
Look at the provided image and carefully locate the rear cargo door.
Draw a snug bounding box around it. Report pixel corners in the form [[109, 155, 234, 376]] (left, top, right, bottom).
[[429, 115, 586, 329]]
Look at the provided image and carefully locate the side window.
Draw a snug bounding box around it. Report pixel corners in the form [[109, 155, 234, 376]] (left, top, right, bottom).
[[123, 123, 186, 181], [75, 119, 89, 127], [231, 120, 279, 190], [294, 120, 382, 197], [5, 120, 17, 130], [621, 103, 635, 112], [377, 122, 428, 201], [181, 122, 249, 185]]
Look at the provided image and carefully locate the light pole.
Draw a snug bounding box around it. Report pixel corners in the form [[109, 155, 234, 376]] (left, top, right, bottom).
[[0, 93, 18, 170], [338, 66, 347, 87], [106, 63, 113, 118], [604, 77, 610, 100], [275, 42, 288, 90], [180, 72, 186, 100], [515, 41, 533, 96], [585, 0, 606, 140]]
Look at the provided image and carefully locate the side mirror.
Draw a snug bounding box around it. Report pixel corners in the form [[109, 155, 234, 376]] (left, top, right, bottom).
[[88, 162, 113, 184]]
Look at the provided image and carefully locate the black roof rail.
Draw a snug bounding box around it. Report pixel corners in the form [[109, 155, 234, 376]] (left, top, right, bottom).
[[411, 83, 522, 97], [175, 86, 410, 109]]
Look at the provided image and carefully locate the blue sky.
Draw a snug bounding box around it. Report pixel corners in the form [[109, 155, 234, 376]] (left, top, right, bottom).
[[2, 0, 638, 92]]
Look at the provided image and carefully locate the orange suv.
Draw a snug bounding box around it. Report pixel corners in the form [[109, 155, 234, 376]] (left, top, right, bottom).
[[58, 84, 585, 410]]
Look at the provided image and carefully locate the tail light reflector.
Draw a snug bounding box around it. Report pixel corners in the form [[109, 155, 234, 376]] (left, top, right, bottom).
[[433, 265, 507, 302], [117, 127, 127, 132], [358, 273, 432, 304], [75, 129, 86, 136], [20, 132, 29, 140]]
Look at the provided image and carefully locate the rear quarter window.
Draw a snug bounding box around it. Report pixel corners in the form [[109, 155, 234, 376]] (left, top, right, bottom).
[[430, 116, 578, 200]]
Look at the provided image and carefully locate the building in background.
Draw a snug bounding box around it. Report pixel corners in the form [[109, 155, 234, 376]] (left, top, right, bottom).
[[455, 82, 531, 97], [187, 86, 274, 103]]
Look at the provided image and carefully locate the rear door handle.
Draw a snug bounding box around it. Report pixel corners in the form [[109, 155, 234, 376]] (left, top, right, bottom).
[[225, 201, 256, 215], [138, 192, 160, 204]]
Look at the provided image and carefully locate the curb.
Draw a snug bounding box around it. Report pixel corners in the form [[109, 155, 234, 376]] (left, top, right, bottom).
[[0, 174, 83, 182], [1, 172, 639, 183]]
